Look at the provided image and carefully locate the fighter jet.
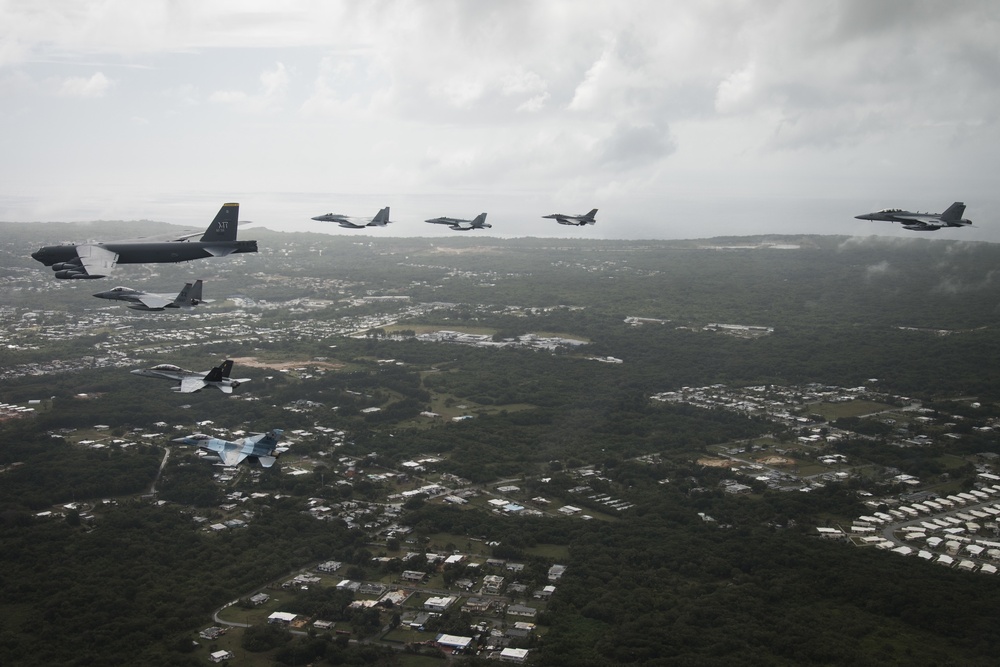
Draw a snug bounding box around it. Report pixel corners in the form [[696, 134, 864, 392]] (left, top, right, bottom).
[[31, 203, 257, 279], [543, 209, 598, 226], [173, 429, 284, 467], [93, 279, 208, 311], [130, 359, 251, 394], [425, 213, 491, 231], [854, 202, 972, 232], [312, 206, 392, 228]]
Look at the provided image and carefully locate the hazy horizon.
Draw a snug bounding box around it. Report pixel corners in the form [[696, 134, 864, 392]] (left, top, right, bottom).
[[3, 2, 998, 241]]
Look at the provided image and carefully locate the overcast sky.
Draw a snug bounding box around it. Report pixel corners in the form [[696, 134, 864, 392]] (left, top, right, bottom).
[[2, 1, 999, 240]]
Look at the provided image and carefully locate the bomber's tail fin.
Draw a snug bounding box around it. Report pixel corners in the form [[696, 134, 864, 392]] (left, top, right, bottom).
[[584, 208, 598, 222], [199, 203, 240, 242], [473, 212, 490, 228], [941, 202, 966, 222]]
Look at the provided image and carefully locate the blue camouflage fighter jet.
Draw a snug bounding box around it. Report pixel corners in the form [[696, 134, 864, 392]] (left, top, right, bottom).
[[173, 429, 284, 468]]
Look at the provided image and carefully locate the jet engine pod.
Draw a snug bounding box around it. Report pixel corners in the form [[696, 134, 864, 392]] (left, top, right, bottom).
[[55, 270, 101, 279]]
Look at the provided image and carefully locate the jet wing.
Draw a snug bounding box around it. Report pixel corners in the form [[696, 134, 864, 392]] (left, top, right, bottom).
[[216, 448, 246, 466], [179, 377, 207, 393], [135, 293, 173, 309], [77, 244, 119, 277], [896, 217, 941, 230], [451, 222, 473, 230]]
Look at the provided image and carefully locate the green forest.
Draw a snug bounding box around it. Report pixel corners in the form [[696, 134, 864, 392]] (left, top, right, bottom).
[[2, 229, 1000, 664]]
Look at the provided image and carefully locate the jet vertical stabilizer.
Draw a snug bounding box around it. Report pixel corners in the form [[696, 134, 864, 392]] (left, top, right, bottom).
[[370, 207, 391, 227], [200, 203, 240, 242], [940, 202, 967, 223], [170, 279, 205, 307], [202, 360, 232, 384]]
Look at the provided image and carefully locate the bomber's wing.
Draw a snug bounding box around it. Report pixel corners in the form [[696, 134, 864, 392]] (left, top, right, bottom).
[[337, 220, 366, 229], [450, 222, 473, 230], [76, 244, 119, 278], [179, 376, 207, 393], [170, 230, 205, 241]]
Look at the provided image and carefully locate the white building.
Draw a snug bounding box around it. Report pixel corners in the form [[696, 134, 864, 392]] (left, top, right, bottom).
[[424, 596, 457, 612], [500, 647, 530, 663], [268, 611, 298, 625]]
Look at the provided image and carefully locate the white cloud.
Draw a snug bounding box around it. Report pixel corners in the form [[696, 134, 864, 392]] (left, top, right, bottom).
[[210, 61, 288, 113], [2, 1, 1000, 239], [865, 260, 891, 279], [57, 71, 112, 97], [715, 64, 757, 115]]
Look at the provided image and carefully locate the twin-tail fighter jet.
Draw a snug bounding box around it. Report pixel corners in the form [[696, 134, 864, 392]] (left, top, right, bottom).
[[854, 202, 972, 232], [543, 209, 598, 226], [131, 359, 250, 394], [425, 212, 491, 231], [31, 203, 257, 279], [92, 279, 208, 311], [312, 206, 392, 228], [173, 429, 284, 468]]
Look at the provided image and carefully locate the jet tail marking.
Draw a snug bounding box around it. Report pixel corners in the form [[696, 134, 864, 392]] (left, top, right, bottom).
[[199, 203, 240, 242], [172, 280, 204, 307]]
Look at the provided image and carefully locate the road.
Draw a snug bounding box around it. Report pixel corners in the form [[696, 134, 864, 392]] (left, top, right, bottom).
[[150, 446, 170, 494]]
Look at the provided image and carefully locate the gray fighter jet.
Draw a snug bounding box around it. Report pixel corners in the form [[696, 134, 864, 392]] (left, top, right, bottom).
[[854, 202, 972, 231], [312, 206, 392, 228], [130, 359, 251, 394], [93, 279, 208, 311], [31, 203, 257, 279], [425, 212, 491, 231], [543, 208, 598, 226], [172, 429, 284, 467]]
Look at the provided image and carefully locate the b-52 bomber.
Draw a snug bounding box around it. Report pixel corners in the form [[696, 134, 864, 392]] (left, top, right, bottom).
[[131, 359, 250, 394], [173, 429, 284, 468], [93, 279, 208, 311], [854, 202, 972, 231], [425, 212, 491, 231], [31, 203, 257, 279], [312, 206, 392, 228], [543, 208, 598, 226]]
